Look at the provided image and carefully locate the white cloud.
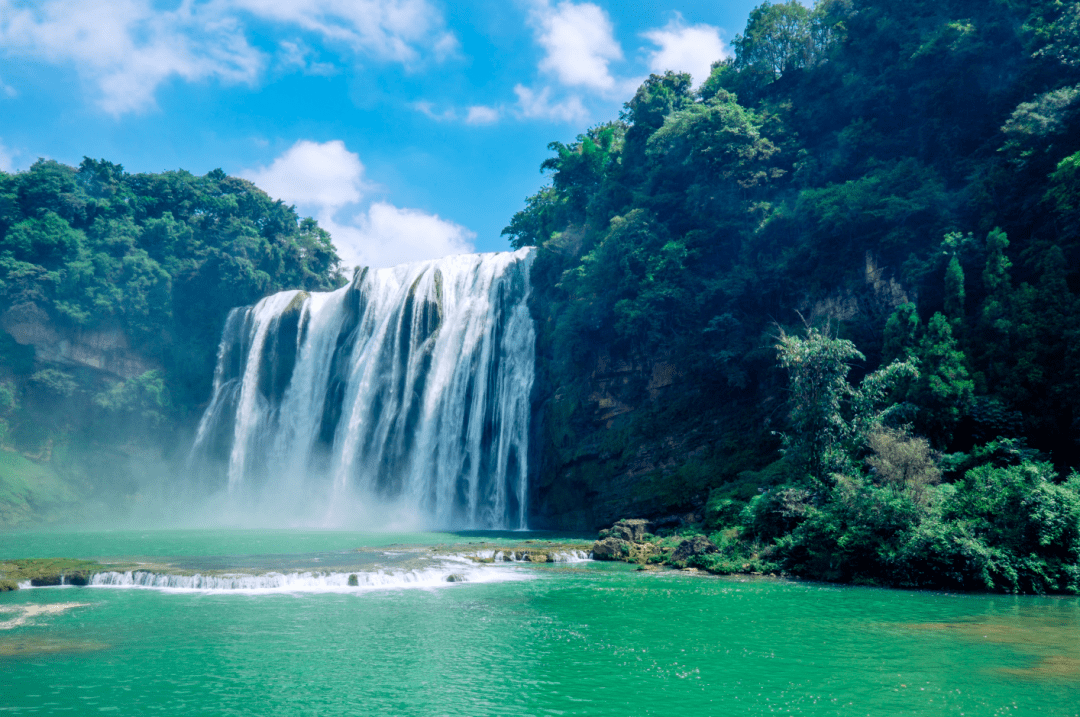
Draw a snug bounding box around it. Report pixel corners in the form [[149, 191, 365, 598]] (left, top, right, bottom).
[[0, 0, 263, 115], [465, 106, 500, 125], [242, 139, 474, 269], [323, 202, 475, 269], [643, 16, 729, 87], [530, 1, 623, 92], [412, 102, 500, 125], [0, 0, 455, 115], [514, 85, 588, 123], [413, 101, 458, 122], [0, 75, 15, 99], [277, 40, 337, 75], [242, 139, 366, 209], [231, 0, 458, 65], [0, 140, 14, 173]]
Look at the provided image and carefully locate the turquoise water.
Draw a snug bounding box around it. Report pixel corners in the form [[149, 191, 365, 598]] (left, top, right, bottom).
[[2, 531, 1078, 715]]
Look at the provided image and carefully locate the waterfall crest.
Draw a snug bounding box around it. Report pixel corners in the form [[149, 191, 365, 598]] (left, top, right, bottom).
[[189, 249, 536, 529]]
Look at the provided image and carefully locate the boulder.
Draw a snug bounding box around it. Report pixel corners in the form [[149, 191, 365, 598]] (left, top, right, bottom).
[[671, 536, 718, 563], [591, 537, 631, 560], [609, 518, 653, 542]]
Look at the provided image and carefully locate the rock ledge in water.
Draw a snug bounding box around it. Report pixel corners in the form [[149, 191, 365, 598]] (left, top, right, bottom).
[[591, 537, 631, 560]]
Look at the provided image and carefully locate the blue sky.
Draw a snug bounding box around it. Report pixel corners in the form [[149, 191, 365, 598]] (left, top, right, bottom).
[[0, 0, 762, 269]]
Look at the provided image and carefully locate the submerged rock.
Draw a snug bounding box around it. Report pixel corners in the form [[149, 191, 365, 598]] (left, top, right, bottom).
[[672, 536, 718, 562]]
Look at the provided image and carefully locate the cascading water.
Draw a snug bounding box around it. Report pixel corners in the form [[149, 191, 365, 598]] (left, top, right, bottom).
[[188, 249, 536, 529]]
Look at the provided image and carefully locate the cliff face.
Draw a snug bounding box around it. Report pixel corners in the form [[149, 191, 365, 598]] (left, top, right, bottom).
[[0, 302, 166, 529], [1, 302, 159, 380], [528, 347, 738, 531]]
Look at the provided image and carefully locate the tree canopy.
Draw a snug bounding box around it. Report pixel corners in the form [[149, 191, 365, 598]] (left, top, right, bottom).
[[519, 0, 1080, 590], [0, 159, 344, 458]]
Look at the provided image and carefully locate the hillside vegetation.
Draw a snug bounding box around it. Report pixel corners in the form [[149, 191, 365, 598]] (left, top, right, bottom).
[[512, 0, 1080, 592], [0, 160, 344, 519]]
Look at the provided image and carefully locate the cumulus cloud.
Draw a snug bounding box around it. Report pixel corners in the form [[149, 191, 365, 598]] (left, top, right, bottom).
[[530, 1, 623, 92], [323, 202, 475, 270], [242, 139, 474, 269], [0, 0, 455, 115], [514, 85, 588, 123], [643, 16, 729, 87], [241, 139, 365, 209]]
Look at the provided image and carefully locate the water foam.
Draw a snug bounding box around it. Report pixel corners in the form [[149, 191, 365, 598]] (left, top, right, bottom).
[[468, 549, 593, 563], [87, 562, 530, 594], [188, 249, 536, 529]]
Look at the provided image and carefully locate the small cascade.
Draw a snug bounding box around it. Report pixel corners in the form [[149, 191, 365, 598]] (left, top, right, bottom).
[[188, 249, 536, 529], [87, 565, 530, 592]]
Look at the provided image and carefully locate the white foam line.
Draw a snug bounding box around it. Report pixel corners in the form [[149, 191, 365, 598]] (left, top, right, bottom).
[[466, 549, 593, 563], [84, 563, 534, 594]]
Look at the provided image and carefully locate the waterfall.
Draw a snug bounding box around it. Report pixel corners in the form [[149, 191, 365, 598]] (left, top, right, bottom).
[[188, 249, 536, 529]]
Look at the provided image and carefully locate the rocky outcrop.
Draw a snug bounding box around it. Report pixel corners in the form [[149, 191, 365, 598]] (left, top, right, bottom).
[[671, 536, 718, 563], [591, 536, 631, 560], [589, 519, 733, 572], [1, 302, 158, 379], [0, 558, 108, 591], [606, 518, 653, 542], [592, 519, 669, 562]]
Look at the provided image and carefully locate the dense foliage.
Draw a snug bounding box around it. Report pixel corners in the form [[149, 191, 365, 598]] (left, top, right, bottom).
[[0, 159, 343, 469], [515, 0, 1080, 591]]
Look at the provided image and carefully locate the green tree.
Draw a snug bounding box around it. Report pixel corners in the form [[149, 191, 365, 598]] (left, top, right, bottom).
[[775, 325, 917, 485], [943, 255, 965, 330], [911, 313, 974, 446], [732, 1, 826, 80], [882, 302, 920, 363]]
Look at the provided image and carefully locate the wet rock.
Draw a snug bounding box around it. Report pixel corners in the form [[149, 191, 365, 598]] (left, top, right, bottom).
[[347, 574, 359, 587], [30, 575, 62, 587], [445, 574, 466, 583], [672, 536, 718, 562], [591, 537, 631, 560]]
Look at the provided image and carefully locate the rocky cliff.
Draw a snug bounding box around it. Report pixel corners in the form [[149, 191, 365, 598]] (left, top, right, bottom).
[[527, 343, 765, 531], [2, 302, 159, 380]]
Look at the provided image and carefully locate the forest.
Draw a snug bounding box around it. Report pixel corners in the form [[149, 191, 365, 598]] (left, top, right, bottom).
[[1, 0, 1079, 592], [509, 0, 1080, 592], [0, 160, 343, 521]]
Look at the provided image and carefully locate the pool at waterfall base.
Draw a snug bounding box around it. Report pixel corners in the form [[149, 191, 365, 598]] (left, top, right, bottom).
[[1, 530, 1077, 715]]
